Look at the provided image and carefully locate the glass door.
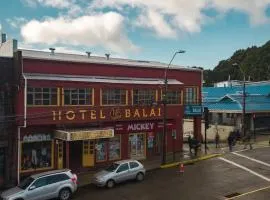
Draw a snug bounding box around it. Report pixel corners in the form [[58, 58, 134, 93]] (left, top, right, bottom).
[[129, 133, 146, 159]]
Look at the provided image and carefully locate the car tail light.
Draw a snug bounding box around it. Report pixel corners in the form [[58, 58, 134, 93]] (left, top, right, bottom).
[[71, 174, 78, 184]]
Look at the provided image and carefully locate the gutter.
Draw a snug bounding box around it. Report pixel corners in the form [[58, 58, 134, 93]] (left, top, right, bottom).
[[17, 56, 27, 185]]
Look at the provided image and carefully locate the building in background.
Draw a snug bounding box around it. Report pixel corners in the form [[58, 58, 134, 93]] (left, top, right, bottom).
[[203, 82, 270, 134], [0, 33, 18, 188]]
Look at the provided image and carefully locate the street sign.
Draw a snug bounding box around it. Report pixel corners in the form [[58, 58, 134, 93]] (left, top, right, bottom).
[[184, 105, 203, 116]]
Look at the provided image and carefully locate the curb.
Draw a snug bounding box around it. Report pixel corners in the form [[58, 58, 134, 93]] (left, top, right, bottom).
[[160, 153, 222, 169]]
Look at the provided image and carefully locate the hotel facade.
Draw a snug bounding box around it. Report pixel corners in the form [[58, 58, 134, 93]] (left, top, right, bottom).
[[13, 49, 202, 182]]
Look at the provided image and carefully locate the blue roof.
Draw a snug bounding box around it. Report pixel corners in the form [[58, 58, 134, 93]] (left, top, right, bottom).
[[203, 83, 270, 112]]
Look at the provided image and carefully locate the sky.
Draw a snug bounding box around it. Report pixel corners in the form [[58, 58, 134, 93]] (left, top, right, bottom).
[[0, 0, 270, 69]]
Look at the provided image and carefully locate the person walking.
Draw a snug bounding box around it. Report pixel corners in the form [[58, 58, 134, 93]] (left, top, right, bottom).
[[215, 132, 220, 148], [228, 133, 233, 152], [243, 132, 253, 150]]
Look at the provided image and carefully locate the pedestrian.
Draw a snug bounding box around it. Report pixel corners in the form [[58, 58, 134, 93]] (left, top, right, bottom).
[[188, 135, 192, 153], [243, 132, 253, 150], [215, 132, 220, 148], [228, 133, 233, 151]]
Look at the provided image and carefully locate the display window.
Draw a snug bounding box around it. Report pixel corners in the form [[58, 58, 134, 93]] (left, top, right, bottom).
[[96, 139, 107, 162], [96, 135, 121, 162], [129, 133, 146, 159], [21, 141, 54, 172], [109, 135, 121, 160]]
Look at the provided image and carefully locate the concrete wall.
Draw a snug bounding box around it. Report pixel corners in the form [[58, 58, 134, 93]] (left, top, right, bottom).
[[183, 119, 234, 142], [0, 39, 17, 57]]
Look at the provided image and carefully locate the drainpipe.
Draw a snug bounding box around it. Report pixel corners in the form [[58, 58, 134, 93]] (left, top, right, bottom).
[[17, 59, 27, 185]]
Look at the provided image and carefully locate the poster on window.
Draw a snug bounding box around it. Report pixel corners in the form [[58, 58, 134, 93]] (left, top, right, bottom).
[[109, 136, 120, 160], [96, 140, 107, 162], [148, 132, 154, 148]]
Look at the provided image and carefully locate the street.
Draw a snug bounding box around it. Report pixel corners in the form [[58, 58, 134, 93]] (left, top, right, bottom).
[[73, 147, 270, 200]]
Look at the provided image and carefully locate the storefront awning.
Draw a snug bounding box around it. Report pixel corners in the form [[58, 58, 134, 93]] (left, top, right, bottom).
[[55, 128, 114, 141]]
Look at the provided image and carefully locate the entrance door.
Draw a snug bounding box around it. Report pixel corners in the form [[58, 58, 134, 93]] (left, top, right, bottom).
[[129, 133, 146, 159], [82, 140, 95, 167], [57, 141, 63, 169]]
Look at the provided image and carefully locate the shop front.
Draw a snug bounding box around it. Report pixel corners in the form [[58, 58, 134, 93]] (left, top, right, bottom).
[[20, 133, 54, 175]]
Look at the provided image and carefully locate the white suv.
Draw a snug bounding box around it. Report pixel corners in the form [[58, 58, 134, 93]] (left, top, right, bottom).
[[0, 169, 78, 200]]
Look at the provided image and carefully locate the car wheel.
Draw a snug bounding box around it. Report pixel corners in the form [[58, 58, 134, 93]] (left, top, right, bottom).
[[136, 172, 144, 181], [106, 179, 115, 188], [59, 188, 71, 200]]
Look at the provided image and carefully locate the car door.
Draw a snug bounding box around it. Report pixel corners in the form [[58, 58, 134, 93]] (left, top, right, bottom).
[[114, 163, 130, 183], [47, 174, 71, 198], [129, 161, 140, 179], [26, 177, 49, 200]]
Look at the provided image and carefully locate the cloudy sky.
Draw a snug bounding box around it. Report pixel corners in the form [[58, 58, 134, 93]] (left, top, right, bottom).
[[1, 0, 270, 69]]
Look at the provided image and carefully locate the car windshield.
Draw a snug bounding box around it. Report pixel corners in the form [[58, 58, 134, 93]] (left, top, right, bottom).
[[18, 177, 35, 190], [105, 163, 120, 172]]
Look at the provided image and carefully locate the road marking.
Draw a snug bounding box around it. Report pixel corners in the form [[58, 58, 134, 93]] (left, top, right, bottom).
[[226, 185, 270, 199], [232, 152, 270, 167], [218, 157, 270, 182], [233, 149, 248, 153]]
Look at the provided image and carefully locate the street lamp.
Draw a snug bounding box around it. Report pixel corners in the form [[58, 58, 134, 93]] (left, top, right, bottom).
[[233, 62, 246, 137], [162, 50, 185, 165]]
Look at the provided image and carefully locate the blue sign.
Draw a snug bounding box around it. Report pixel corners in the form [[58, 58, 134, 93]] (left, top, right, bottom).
[[184, 105, 203, 116]]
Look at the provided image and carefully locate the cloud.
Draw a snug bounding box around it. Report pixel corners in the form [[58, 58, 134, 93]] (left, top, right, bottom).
[[6, 17, 28, 29], [22, 0, 73, 8], [20, 12, 138, 54], [90, 0, 270, 37]]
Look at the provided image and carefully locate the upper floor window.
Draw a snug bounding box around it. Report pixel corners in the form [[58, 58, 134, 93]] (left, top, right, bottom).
[[166, 91, 181, 104], [64, 88, 93, 105], [102, 89, 127, 105], [185, 87, 198, 104], [27, 88, 57, 106], [133, 89, 156, 105]]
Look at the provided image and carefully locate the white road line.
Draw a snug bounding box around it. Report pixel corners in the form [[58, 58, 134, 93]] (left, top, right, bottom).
[[232, 152, 270, 167], [218, 157, 270, 182]]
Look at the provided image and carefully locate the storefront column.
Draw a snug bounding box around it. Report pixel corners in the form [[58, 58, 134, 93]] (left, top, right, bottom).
[[65, 142, 70, 169], [193, 116, 202, 142]]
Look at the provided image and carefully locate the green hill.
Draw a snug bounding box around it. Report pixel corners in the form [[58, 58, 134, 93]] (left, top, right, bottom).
[[204, 40, 270, 86]]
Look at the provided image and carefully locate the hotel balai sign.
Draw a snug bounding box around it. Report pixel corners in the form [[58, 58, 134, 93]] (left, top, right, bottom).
[[52, 107, 162, 121]]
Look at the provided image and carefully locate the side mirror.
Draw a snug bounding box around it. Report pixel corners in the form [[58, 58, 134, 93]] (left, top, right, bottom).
[[29, 185, 36, 191]]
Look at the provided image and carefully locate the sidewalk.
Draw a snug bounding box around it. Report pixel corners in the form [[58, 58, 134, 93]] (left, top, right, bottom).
[[77, 136, 270, 187]]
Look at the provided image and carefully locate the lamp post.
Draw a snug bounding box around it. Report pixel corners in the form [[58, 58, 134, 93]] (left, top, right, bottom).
[[162, 50, 185, 165], [233, 62, 246, 137]]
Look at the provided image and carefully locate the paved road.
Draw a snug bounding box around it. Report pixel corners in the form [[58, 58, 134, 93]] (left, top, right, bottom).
[[73, 147, 270, 200]]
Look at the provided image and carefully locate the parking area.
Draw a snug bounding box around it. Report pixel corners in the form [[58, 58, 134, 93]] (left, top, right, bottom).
[[73, 147, 270, 200]]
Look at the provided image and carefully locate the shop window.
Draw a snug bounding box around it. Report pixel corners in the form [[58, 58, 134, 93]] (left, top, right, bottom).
[[27, 88, 57, 106], [102, 89, 127, 105], [184, 87, 198, 105], [64, 88, 92, 105], [96, 139, 107, 162], [166, 90, 181, 104], [133, 89, 156, 105], [21, 141, 53, 171], [109, 135, 121, 160]]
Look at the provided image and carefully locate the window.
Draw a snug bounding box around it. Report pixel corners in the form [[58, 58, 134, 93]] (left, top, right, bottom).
[[109, 135, 121, 160], [21, 141, 53, 171], [133, 89, 155, 105], [32, 177, 48, 188], [64, 88, 92, 105], [129, 162, 139, 169], [27, 88, 57, 106], [166, 91, 181, 104], [116, 163, 129, 173], [47, 174, 69, 185], [184, 87, 198, 104], [96, 139, 107, 162], [102, 89, 126, 105]]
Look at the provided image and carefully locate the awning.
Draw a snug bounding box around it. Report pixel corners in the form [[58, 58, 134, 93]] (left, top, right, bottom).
[[24, 73, 183, 85], [55, 128, 114, 141]]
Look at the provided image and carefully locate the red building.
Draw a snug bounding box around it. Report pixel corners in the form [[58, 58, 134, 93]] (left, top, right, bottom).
[[14, 49, 202, 182]]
